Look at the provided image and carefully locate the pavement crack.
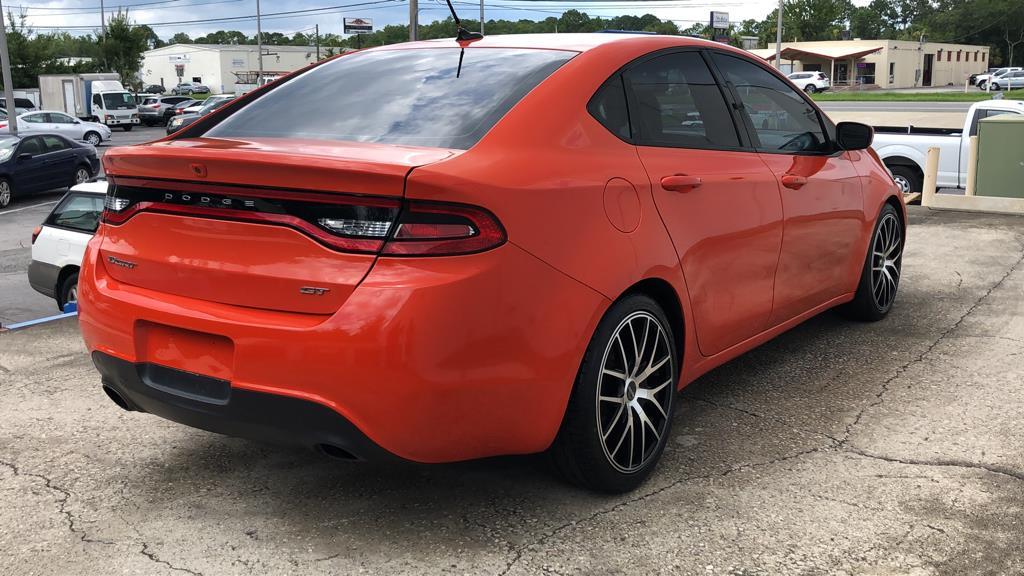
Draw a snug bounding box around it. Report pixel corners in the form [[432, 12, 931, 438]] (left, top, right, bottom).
[[839, 248, 1024, 446], [845, 447, 1024, 483], [0, 457, 115, 546], [140, 542, 205, 576], [690, 396, 843, 444], [497, 443, 831, 575]]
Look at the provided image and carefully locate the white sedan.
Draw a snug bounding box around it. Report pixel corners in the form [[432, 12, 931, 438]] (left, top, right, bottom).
[[9, 110, 113, 146]]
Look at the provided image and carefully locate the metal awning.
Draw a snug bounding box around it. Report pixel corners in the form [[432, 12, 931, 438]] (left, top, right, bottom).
[[761, 46, 883, 61]]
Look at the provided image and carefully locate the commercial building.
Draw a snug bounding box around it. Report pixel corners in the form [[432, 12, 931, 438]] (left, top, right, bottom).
[[141, 44, 329, 93], [749, 39, 990, 89]]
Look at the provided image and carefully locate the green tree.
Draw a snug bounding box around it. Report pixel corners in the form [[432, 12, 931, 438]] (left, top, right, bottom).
[[99, 10, 150, 88], [170, 32, 193, 45]]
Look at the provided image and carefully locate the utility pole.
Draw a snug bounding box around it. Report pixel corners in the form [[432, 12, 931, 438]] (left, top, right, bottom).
[[100, 0, 106, 37], [315, 24, 320, 60], [774, 0, 783, 69], [409, 0, 418, 41], [0, 0, 17, 136], [256, 0, 263, 83], [479, 0, 484, 34]]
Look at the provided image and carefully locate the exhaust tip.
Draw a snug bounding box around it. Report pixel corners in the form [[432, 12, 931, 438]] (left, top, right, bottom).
[[317, 443, 359, 461], [103, 385, 138, 412]]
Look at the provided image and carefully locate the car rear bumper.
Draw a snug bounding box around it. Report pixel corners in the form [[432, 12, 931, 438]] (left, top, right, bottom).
[[92, 351, 399, 461], [28, 260, 59, 299], [78, 233, 607, 463]]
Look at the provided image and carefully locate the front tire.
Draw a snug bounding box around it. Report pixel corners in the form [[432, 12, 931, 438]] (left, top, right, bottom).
[[840, 203, 903, 321], [548, 294, 677, 493], [0, 177, 12, 208], [84, 131, 102, 146], [122, 125, 133, 132]]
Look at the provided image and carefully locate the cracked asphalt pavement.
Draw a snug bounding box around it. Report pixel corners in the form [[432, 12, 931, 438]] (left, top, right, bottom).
[[1, 206, 1023, 575]]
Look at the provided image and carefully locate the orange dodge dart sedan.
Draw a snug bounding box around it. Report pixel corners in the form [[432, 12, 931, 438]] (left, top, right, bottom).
[[80, 33, 905, 492]]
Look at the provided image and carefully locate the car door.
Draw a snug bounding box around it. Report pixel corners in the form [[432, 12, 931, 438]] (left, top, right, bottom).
[[41, 135, 76, 185], [623, 49, 785, 357], [49, 112, 81, 139], [710, 52, 865, 325], [12, 136, 51, 193]]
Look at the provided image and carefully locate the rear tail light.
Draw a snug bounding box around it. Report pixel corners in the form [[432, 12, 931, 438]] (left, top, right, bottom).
[[31, 225, 41, 245], [102, 178, 506, 256]]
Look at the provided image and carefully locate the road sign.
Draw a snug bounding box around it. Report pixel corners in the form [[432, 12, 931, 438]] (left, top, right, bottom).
[[710, 11, 729, 29], [344, 17, 373, 35]]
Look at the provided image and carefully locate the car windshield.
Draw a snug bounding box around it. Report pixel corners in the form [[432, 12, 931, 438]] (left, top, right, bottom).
[[204, 47, 575, 150], [200, 98, 231, 113], [102, 92, 136, 110]]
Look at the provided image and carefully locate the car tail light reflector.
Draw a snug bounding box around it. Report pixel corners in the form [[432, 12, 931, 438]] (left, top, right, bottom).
[[31, 225, 41, 245], [102, 178, 505, 257]]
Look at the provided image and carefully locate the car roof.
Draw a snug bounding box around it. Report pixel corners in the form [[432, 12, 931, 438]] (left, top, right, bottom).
[[67, 181, 109, 195], [377, 33, 714, 53]]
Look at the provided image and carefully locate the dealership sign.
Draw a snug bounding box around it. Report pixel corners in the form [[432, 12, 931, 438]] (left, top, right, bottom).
[[710, 11, 729, 29], [344, 17, 373, 35]]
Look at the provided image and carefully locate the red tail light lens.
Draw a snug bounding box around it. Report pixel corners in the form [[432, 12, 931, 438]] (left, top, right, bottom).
[[102, 178, 505, 257], [383, 202, 505, 256], [31, 225, 42, 245]]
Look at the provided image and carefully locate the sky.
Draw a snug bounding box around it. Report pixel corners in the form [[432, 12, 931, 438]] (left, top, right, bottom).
[[13, 0, 805, 40]]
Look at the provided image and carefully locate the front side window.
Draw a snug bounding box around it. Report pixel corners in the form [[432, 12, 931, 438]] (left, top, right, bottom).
[[623, 51, 739, 149], [48, 194, 104, 233], [19, 137, 45, 155], [205, 48, 574, 150], [712, 53, 829, 154], [51, 113, 75, 124]]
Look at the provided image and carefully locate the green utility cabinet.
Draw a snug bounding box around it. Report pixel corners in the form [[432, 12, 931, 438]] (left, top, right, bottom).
[[976, 115, 1024, 198]]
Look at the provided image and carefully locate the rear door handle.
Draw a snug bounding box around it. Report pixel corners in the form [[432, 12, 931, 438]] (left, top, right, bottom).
[[781, 174, 808, 189], [660, 175, 703, 192]]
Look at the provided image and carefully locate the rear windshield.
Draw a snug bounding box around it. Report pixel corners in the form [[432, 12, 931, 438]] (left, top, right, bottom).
[[204, 47, 575, 150]]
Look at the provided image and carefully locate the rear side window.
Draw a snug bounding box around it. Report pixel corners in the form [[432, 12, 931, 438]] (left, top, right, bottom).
[[143, 98, 158, 106], [588, 77, 631, 141], [713, 53, 829, 154], [42, 136, 69, 152], [48, 194, 104, 233], [204, 48, 574, 150], [623, 51, 740, 149]]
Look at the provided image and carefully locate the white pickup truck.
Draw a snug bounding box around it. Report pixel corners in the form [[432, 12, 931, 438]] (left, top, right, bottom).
[[871, 99, 1024, 193]]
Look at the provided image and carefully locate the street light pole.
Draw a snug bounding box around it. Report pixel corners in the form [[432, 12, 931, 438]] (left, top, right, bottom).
[[0, 0, 17, 135], [256, 0, 263, 83], [409, 0, 418, 41], [774, 0, 783, 69]]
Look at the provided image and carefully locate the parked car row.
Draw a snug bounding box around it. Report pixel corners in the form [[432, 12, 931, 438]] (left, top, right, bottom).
[[975, 67, 1023, 90], [166, 94, 236, 134]]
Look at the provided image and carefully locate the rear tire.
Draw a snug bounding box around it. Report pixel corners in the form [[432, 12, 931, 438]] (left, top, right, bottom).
[[804, 84, 817, 94], [839, 203, 903, 322], [888, 164, 921, 194], [57, 271, 79, 311], [73, 165, 91, 186], [548, 294, 677, 493], [122, 125, 133, 132]]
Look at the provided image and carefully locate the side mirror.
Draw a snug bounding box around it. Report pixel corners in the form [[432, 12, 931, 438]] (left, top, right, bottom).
[[17, 152, 32, 161], [836, 122, 874, 150]]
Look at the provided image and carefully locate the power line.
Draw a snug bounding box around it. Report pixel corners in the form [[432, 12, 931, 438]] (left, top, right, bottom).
[[20, 0, 244, 17]]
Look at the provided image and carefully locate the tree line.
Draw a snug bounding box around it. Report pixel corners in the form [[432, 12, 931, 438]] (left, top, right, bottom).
[[4, 0, 1024, 90]]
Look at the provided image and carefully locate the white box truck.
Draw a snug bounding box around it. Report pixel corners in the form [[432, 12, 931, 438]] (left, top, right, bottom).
[[38, 73, 140, 131]]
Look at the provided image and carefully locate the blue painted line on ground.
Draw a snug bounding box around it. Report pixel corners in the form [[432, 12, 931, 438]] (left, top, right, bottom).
[[3, 311, 78, 331]]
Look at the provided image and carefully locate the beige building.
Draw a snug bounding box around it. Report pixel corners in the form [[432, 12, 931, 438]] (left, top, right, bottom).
[[749, 39, 990, 89]]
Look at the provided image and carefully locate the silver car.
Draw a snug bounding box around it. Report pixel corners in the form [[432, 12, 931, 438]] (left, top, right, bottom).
[[171, 82, 211, 95], [15, 111, 112, 146], [990, 70, 1024, 91], [138, 95, 193, 126]]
